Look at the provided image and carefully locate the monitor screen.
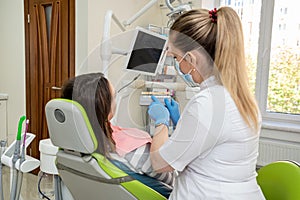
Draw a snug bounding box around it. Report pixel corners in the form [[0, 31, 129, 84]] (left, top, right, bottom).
[[125, 29, 167, 76]]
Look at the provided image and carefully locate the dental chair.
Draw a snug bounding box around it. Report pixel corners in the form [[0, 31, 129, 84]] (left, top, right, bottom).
[[45, 98, 168, 200], [256, 160, 300, 200]]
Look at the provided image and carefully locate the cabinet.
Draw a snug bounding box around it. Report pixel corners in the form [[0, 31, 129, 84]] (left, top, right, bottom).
[[0, 94, 8, 141]]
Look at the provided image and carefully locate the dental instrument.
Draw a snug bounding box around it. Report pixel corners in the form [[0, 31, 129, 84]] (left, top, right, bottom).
[[15, 119, 29, 200], [10, 115, 25, 200]]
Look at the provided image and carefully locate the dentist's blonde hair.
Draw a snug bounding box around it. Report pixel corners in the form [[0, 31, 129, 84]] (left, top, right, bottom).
[[170, 7, 260, 131]]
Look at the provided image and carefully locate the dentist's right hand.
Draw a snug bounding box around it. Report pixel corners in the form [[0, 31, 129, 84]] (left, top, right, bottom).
[[148, 96, 170, 127]]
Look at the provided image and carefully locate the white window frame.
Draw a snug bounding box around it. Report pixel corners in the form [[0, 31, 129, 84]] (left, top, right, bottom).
[[256, 0, 300, 132]]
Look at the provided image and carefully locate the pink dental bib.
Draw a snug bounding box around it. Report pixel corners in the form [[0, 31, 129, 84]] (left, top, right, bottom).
[[111, 125, 152, 156]]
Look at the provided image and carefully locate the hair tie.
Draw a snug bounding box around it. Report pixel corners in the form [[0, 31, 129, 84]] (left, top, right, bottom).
[[209, 8, 217, 23]]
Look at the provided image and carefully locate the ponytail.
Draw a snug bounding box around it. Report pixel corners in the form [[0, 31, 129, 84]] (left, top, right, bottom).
[[215, 7, 260, 131]]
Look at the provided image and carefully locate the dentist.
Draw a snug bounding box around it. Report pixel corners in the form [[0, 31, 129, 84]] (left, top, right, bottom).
[[148, 7, 265, 199]]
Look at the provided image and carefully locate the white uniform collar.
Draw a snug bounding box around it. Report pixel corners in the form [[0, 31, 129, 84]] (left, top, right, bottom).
[[199, 75, 220, 90]]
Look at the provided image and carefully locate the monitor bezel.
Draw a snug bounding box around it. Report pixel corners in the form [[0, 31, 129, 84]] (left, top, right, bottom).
[[124, 27, 168, 76]]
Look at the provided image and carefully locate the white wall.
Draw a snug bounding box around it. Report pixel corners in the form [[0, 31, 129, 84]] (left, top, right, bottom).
[[0, 0, 26, 144]]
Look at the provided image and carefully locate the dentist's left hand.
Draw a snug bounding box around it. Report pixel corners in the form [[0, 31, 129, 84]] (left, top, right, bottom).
[[164, 98, 180, 127], [148, 96, 170, 127]]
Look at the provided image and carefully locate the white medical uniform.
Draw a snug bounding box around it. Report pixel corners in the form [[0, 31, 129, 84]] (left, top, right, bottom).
[[159, 76, 265, 200]]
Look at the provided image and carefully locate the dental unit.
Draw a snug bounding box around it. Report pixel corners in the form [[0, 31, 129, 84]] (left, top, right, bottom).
[[1, 116, 40, 200]]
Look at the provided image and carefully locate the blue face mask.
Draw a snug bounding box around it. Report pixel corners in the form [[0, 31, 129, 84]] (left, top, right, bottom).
[[174, 57, 200, 87]]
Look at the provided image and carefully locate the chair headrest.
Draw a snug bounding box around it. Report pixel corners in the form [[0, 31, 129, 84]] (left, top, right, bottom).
[[45, 99, 98, 154]]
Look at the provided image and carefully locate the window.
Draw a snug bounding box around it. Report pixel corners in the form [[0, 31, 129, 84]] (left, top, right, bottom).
[[220, 0, 261, 93], [219, 0, 300, 131], [267, 1, 299, 116]]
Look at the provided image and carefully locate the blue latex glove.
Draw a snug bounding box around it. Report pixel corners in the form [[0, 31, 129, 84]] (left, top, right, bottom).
[[164, 98, 180, 126], [148, 96, 170, 127]]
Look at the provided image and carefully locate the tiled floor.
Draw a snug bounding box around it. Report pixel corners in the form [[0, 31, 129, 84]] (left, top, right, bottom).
[[1, 166, 45, 200]]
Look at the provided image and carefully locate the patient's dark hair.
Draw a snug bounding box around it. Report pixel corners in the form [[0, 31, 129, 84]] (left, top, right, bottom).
[[61, 73, 114, 156]]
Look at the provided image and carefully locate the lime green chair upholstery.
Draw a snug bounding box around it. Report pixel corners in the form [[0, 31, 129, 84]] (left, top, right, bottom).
[[45, 99, 166, 200], [256, 160, 300, 200]]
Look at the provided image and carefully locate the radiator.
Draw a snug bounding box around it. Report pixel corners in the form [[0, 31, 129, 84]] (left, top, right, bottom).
[[257, 138, 300, 166]]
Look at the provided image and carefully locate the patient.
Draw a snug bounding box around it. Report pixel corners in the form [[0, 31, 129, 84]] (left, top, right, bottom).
[[61, 73, 173, 195]]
